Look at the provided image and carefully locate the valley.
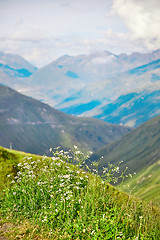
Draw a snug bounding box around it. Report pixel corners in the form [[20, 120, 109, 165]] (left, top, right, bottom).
[[1, 50, 160, 127], [0, 49, 160, 239], [0, 84, 131, 155]]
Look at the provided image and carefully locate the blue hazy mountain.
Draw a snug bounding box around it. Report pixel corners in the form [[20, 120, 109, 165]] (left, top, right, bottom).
[[0, 51, 37, 88], [128, 58, 160, 75], [1, 50, 160, 127], [93, 89, 160, 127], [0, 62, 33, 78]]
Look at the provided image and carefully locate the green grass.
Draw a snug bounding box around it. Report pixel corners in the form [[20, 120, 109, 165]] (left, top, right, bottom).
[[0, 146, 160, 239], [121, 159, 160, 207], [91, 114, 160, 176], [0, 146, 43, 190]]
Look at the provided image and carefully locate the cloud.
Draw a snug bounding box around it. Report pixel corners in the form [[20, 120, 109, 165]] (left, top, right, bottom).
[[112, 0, 160, 51], [90, 55, 116, 65], [8, 28, 46, 43], [15, 17, 24, 26], [1, 0, 159, 67]]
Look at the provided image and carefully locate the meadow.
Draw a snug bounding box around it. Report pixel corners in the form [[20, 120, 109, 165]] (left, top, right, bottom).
[[0, 146, 160, 239]]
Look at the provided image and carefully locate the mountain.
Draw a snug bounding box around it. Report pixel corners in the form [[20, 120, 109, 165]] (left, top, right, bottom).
[[118, 49, 160, 67], [0, 52, 37, 94], [1, 50, 160, 127], [0, 62, 33, 78], [90, 114, 160, 176], [0, 84, 131, 155], [121, 159, 160, 206], [128, 58, 160, 76], [25, 49, 160, 126], [2, 50, 158, 103], [93, 88, 160, 127], [0, 51, 37, 72], [27, 49, 160, 107]]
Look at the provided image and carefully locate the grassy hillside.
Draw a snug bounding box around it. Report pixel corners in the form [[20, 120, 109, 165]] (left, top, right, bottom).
[[91, 114, 160, 176], [0, 146, 43, 190], [121, 159, 160, 207], [0, 146, 160, 239], [0, 84, 131, 155]]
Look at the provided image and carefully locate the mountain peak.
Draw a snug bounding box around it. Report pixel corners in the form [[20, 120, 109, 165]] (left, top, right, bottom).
[[0, 51, 37, 72]]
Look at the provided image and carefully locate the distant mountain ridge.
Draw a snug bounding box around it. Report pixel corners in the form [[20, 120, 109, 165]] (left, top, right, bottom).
[[93, 89, 160, 127], [0, 51, 37, 92], [0, 50, 160, 127], [128, 58, 160, 75], [0, 62, 33, 78], [0, 51, 37, 72], [0, 84, 131, 155]]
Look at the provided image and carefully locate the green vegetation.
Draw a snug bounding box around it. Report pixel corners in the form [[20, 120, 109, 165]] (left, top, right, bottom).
[[90, 114, 160, 210], [91, 114, 160, 176], [0, 146, 43, 190], [0, 146, 160, 239], [0, 84, 131, 155], [121, 159, 160, 207]]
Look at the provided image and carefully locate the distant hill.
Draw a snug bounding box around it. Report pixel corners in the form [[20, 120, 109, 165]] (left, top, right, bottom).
[[91, 114, 160, 175], [128, 58, 160, 75], [0, 84, 130, 155], [0, 51, 37, 79], [0, 51, 37, 71], [93, 89, 160, 127], [121, 159, 160, 206]]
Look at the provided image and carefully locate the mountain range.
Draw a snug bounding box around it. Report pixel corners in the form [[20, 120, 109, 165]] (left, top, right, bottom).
[[0, 51, 37, 79], [0, 50, 160, 127], [0, 84, 130, 155], [0, 49, 160, 206], [93, 88, 160, 127]]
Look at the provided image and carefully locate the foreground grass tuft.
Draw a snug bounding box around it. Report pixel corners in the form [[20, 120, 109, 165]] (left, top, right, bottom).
[[0, 147, 160, 239]]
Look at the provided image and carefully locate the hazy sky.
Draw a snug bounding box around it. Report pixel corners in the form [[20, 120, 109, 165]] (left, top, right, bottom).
[[0, 0, 160, 67]]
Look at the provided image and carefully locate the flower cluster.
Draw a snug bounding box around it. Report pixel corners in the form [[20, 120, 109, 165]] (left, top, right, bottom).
[[2, 148, 90, 223]]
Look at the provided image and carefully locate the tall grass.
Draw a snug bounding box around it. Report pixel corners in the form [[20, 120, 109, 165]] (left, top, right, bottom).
[[0, 147, 160, 239]]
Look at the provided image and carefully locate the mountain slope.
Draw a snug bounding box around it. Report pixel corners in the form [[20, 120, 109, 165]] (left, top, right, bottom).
[[0, 51, 37, 74], [0, 52, 37, 98], [1, 146, 160, 239], [0, 84, 130, 155], [5, 49, 160, 110], [93, 88, 160, 127], [1, 50, 160, 128], [91, 114, 160, 176], [128, 58, 160, 75], [121, 159, 160, 206]]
